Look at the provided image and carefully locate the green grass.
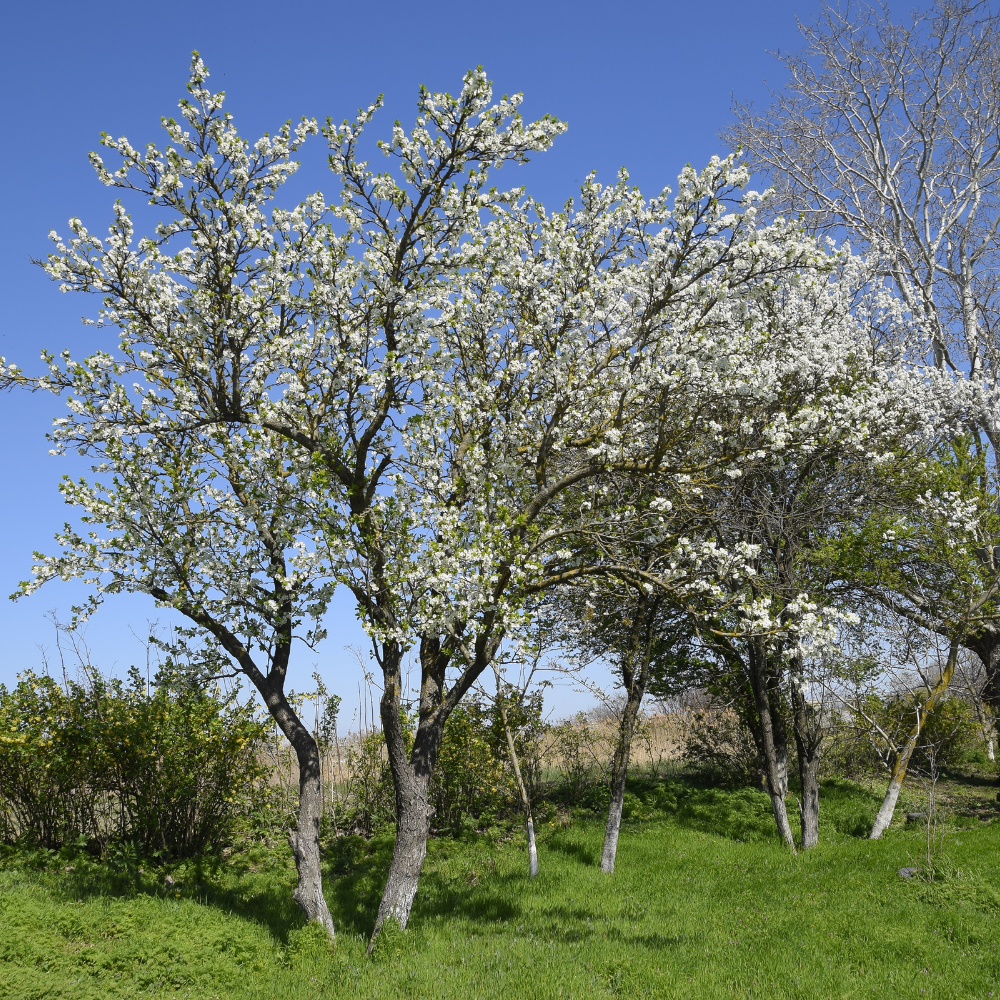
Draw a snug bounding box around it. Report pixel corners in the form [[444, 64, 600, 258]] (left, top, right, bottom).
[[3, 774, 1000, 999]]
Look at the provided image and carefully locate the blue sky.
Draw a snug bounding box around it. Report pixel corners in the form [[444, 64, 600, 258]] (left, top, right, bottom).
[[0, 0, 807, 721]]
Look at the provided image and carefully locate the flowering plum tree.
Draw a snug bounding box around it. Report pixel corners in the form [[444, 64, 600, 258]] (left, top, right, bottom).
[[8, 53, 966, 938], [832, 440, 1000, 836], [3, 56, 568, 936], [550, 255, 967, 852]]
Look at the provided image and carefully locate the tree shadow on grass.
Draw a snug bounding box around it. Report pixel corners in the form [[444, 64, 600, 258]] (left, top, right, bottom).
[[411, 870, 521, 925], [321, 833, 521, 936], [604, 927, 692, 949], [59, 832, 524, 943], [323, 834, 393, 936], [816, 778, 882, 839], [615, 774, 896, 844], [668, 785, 779, 843], [543, 832, 598, 867], [939, 768, 1000, 789], [52, 849, 305, 944]]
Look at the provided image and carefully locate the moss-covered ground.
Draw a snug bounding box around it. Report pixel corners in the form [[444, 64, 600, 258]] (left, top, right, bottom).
[[3, 774, 1000, 999]]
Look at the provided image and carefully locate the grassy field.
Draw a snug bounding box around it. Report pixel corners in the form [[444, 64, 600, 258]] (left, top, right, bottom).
[[3, 774, 1000, 999]]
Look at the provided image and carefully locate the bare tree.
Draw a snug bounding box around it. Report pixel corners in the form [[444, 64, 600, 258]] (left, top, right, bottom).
[[731, 1, 1000, 392]]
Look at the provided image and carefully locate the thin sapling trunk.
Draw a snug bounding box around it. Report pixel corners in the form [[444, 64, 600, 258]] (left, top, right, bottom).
[[494, 668, 538, 877]]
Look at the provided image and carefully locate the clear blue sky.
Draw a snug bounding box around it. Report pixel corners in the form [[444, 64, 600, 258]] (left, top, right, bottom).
[[0, 0, 807, 721]]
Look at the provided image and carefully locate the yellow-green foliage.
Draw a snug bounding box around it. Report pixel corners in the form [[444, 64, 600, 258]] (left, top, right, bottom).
[[344, 730, 398, 838], [0, 668, 268, 855], [828, 691, 984, 779], [431, 703, 516, 834]]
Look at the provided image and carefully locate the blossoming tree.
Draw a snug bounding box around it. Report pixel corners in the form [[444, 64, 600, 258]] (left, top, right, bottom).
[[7, 54, 968, 939]]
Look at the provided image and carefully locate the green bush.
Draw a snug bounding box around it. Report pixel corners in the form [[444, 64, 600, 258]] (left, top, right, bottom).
[[341, 695, 543, 837], [910, 695, 984, 770], [825, 693, 985, 781], [0, 668, 268, 856], [431, 702, 515, 835], [344, 729, 398, 837]]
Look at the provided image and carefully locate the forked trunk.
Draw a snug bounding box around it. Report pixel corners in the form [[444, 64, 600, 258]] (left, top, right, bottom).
[[370, 681, 437, 946], [870, 640, 958, 840], [368, 631, 501, 949], [288, 736, 336, 937], [748, 644, 795, 851], [790, 673, 821, 849]]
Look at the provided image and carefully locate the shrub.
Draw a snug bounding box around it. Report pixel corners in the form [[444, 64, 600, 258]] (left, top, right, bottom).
[[825, 692, 986, 782], [910, 695, 983, 771], [432, 702, 515, 835], [546, 714, 614, 800], [0, 667, 268, 855], [344, 728, 398, 837], [340, 694, 544, 837], [681, 708, 761, 787]]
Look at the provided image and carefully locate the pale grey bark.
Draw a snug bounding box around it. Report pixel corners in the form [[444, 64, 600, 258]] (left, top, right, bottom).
[[266, 693, 336, 935], [601, 689, 643, 874], [870, 767, 909, 840], [601, 791, 625, 874], [748, 643, 796, 851], [601, 595, 656, 874], [288, 748, 336, 937], [370, 664, 436, 945], [526, 819, 538, 878], [148, 588, 338, 938], [790, 669, 822, 849]]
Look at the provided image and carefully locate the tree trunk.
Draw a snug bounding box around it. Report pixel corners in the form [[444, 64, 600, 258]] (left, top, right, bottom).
[[252, 681, 336, 938], [495, 672, 538, 878], [869, 732, 916, 840], [369, 676, 438, 946], [601, 684, 644, 874], [790, 672, 821, 849], [748, 643, 796, 850], [969, 626, 1000, 716], [968, 627, 1000, 765], [870, 640, 958, 840], [287, 734, 336, 938], [601, 596, 655, 874], [526, 817, 539, 878]]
